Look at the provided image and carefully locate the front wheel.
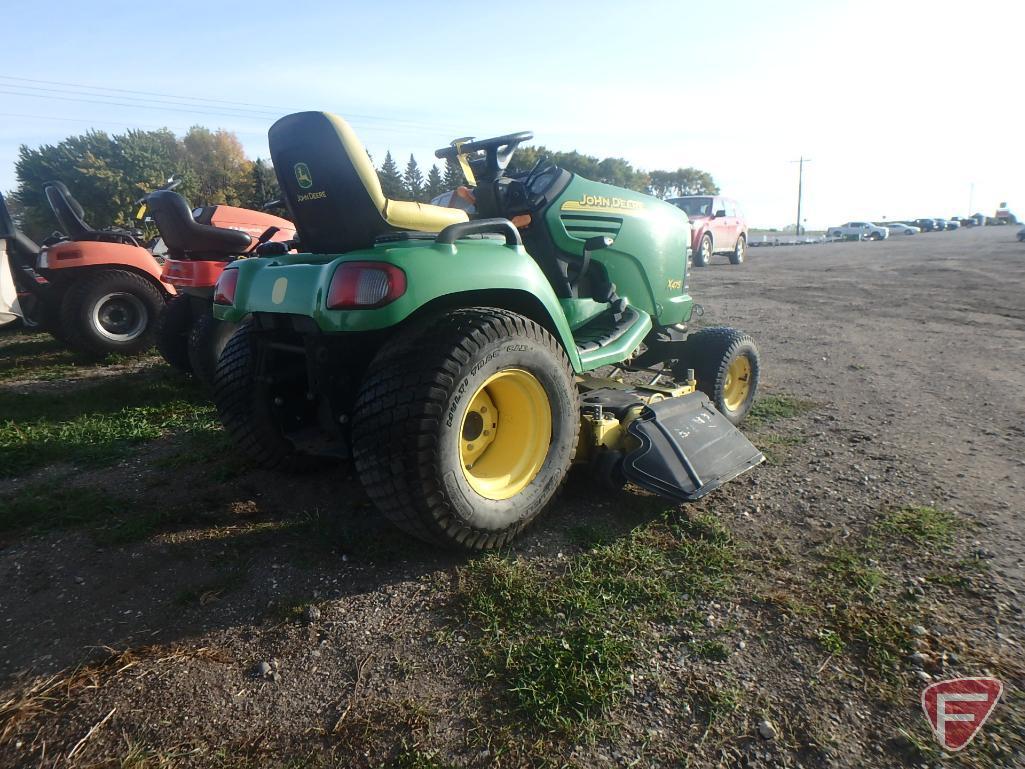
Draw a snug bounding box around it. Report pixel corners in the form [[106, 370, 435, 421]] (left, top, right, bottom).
[[352, 308, 579, 551], [59, 269, 165, 357], [729, 235, 746, 265], [693, 234, 712, 267], [672, 326, 760, 425]]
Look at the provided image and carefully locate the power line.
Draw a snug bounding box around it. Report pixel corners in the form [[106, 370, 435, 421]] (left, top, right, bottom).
[[0, 74, 466, 132]]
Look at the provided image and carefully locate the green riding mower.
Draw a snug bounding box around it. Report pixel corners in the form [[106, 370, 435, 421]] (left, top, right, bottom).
[[212, 112, 763, 550]]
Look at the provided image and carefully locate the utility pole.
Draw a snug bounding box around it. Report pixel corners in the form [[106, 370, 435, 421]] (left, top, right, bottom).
[[790, 156, 811, 235]]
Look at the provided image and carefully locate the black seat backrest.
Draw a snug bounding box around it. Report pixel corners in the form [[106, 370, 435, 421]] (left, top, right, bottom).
[[0, 190, 41, 265], [144, 190, 253, 258], [43, 181, 92, 240], [268, 111, 394, 254]]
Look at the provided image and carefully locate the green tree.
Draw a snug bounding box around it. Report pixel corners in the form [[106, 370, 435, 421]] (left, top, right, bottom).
[[246, 158, 281, 210], [13, 128, 188, 239], [647, 168, 718, 198], [378, 151, 404, 199], [443, 157, 464, 189], [181, 126, 253, 206], [403, 154, 425, 201], [424, 164, 444, 202]]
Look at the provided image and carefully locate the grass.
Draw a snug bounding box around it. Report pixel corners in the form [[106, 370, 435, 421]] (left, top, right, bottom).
[[456, 513, 736, 730], [0, 369, 218, 478], [0, 330, 162, 383], [0, 482, 192, 544], [746, 394, 816, 427], [821, 546, 887, 596], [688, 639, 731, 661], [873, 505, 959, 548]]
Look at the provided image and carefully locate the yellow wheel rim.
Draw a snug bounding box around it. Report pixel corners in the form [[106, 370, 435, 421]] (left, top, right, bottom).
[[459, 368, 552, 501], [722, 355, 752, 412]]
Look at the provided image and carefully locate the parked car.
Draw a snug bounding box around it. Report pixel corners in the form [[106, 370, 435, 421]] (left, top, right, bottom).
[[943, 218, 960, 230], [827, 221, 888, 240], [667, 195, 749, 266], [953, 216, 975, 227], [932, 218, 950, 230], [876, 221, 919, 235], [1017, 225, 1025, 242], [970, 213, 987, 226], [913, 218, 940, 232]]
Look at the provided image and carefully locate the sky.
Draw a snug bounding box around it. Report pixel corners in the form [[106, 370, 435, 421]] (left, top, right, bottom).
[[0, 0, 1022, 229]]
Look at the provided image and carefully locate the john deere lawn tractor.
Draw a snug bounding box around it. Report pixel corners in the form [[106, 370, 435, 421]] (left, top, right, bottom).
[[212, 112, 763, 550]]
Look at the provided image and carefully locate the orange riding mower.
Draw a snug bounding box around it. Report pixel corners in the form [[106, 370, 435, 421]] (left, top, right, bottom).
[[141, 190, 294, 386], [1, 180, 180, 356]]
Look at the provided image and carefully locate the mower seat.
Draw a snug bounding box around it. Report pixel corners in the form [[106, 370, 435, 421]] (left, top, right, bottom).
[[43, 181, 137, 246], [268, 111, 468, 254], [144, 190, 253, 258]]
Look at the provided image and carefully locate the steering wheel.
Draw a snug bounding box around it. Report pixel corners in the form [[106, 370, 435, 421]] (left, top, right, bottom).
[[435, 131, 533, 183]]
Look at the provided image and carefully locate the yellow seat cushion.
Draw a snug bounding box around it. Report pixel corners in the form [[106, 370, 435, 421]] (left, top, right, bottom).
[[383, 199, 469, 232]]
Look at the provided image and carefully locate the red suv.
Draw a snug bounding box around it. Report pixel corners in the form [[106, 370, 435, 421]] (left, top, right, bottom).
[[668, 195, 748, 267]]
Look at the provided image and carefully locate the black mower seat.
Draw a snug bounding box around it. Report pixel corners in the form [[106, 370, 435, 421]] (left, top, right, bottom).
[[268, 111, 468, 254], [43, 181, 138, 246], [144, 190, 253, 258]]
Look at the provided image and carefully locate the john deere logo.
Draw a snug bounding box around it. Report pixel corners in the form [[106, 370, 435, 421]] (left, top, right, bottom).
[[294, 163, 313, 189]]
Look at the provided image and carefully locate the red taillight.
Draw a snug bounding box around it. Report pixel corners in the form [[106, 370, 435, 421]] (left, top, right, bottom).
[[326, 262, 406, 309], [213, 268, 240, 305]]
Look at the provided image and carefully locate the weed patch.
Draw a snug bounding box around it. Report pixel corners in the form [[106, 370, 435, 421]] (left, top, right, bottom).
[[746, 394, 815, 427], [874, 505, 959, 549], [456, 513, 736, 730]]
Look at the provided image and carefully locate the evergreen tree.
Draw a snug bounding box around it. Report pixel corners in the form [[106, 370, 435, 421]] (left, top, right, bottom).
[[443, 157, 464, 190], [403, 154, 425, 201], [378, 151, 404, 199], [424, 164, 444, 202]]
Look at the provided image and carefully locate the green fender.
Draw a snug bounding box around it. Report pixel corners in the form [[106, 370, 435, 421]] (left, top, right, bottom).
[[214, 237, 587, 371]]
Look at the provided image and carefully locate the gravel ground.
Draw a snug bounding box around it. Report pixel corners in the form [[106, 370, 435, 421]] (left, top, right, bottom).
[[0, 225, 1023, 768]]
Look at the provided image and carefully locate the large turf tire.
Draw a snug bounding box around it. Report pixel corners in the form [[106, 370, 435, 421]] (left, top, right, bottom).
[[188, 310, 237, 389], [213, 321, 325, 473], [674, 326, 760, 426], [729, 235, 746, 265], [351, 308, 579, 551], [155, 294, 194, 374], [59, 269, 164, 357], [694, 233, 713, 267]]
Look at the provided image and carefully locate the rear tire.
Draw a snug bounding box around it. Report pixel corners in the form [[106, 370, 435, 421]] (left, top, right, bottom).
[[729, 235, 746, 265], [694, 234, 712, 267], [352, 308, 579, 551], [155, 294, 194, 374], [673, 326, 759, 425], [213, 321, 326, 472], [187, 310, 237, 389], [59, 269, 165, 357]]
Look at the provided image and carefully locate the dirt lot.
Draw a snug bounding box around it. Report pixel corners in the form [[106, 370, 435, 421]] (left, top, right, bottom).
[[1, 226, 1023, 768]]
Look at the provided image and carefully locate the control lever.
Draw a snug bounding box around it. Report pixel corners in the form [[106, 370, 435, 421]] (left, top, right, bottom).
[[572, 235, 613, 287]]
